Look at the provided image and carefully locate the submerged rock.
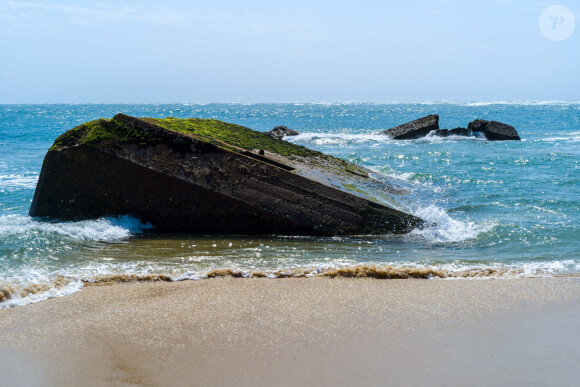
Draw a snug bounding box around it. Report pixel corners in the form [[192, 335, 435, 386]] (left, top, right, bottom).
[[449, 128, 469, 136], [467, 120, 521, 141], [435, 128, 488, 137], [382, 114, 439, 140], [264, 126, 300, 140], [30, 114, 423, 236], [434, 128, 470, 137]]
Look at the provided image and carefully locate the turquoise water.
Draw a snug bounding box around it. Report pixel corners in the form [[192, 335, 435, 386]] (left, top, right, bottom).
[[1, 103, 579, 307]]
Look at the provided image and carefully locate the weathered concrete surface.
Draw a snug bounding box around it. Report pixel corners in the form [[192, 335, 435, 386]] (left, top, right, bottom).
[[382, 115, 439, 140], [30, 114, 423, 236], [264, 126, 300, 140], [467, 120, 521, 141]]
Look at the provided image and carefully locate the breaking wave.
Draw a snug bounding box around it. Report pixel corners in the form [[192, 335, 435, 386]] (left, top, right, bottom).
[[405, 205, 498, 244], [0, 215, 155, 308], [287, 132, 395, 146], [284, 101, 580, 106], [0, 277, 83, 308], [0, 214, 154, 242], [3, 260, 579, 309], [286, 130, 490, 148], [461, 100, 580, 106], [540, 131, 580, 143]]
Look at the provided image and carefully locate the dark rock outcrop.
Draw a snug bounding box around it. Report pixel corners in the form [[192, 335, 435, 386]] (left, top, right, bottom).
[[382, 115, 439, 140], [434, 128, 477, 137], [449, 128, 469, 136], [467, 120, 521, 141], [30, 114, 423, 236], [435, 128, 470, 137], [384, 115, 520, 141], [264, 126, 300, 140]]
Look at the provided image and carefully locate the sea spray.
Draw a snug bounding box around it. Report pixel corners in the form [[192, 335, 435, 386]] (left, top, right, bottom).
[[405, 205, 498, 244]]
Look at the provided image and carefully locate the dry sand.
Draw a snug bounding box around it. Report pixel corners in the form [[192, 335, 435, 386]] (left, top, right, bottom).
[[1, 277, 580, 386]]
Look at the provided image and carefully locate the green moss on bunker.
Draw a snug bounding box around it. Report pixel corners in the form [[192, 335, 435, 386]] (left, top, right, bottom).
[[147, 117, 324, 158], [51, 117, 164, 150], [49, 115, 369, 176]]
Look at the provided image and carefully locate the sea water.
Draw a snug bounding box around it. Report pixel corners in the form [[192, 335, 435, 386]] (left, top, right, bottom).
[[1, 103, 579, 307]]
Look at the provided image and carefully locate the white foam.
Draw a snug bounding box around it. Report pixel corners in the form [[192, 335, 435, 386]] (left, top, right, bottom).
[[418, 130, 487, 143], [369, 170, 417, 183], [462, 100, 580, 106], [0, 279, 83, 309], [2, 256, 579, 309], [286, 132, 395, 146], [541, 132, 580, 143], [286, 130, 492, 147], [406, 205, 497, 244], [267, 101, 580, 106], [0, 173, 38, 189], [376, 260, 580, 279], [0, 214, 154, 242]]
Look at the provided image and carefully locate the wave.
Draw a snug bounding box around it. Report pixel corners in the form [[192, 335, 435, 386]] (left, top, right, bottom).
[[68, 261, 580, 284], [0, 214, 154, 242], [3, 259, 579, 309], [415, 134, 487, 144], [0, 277, 83, 308], [461, 100, 580, 107], [288, 101, 580, 106], [0, 173, 38, 190], [540, 131, 580, 143], [364, 167, 498, 245], [405, 205, 498, 244], [174, 265, 525, 280], [392, 100, 580, 106], [286, 130, 488, 147], [287, 132, 395, 146]]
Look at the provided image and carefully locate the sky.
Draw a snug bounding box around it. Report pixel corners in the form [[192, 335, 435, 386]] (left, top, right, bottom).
[[0, 0, 578, 103]]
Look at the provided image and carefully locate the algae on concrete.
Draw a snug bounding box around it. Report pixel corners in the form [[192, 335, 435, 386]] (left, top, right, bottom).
[[50, 114, 370, 178]]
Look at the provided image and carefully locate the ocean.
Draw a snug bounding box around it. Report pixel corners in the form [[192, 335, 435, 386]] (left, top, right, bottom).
[[1, 102, 579, 308]]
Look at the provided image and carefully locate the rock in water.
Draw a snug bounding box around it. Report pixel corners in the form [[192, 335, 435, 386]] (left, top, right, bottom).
[[467, 120, 521, 141], [449, 128, 469, 136], [29, 114, 423, 236], [382, 114, 439, 140], [264, 126, 300, 140], [435, 128, 469, 137]]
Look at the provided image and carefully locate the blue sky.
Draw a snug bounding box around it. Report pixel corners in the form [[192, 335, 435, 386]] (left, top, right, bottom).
[[0, 0, 578, 103]]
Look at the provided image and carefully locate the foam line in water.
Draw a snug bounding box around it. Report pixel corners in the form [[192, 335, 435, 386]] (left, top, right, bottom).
[[84, 261, 580, 283], [540, 132, 580, 143], [462, 100, 580, 106], [420, 130, 487, 143], [286, 132, 395, 146], [0, 173, 38, 189]]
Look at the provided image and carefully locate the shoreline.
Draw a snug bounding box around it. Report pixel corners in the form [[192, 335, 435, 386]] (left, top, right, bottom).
[[3, 262, 574, 309], [2, 277, 580, 386]]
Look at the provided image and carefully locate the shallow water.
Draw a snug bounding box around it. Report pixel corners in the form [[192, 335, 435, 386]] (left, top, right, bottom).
[[1, 102, 579, 307]]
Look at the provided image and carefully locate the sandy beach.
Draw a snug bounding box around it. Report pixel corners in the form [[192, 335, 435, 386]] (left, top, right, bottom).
[[1, 277, 580, 386]]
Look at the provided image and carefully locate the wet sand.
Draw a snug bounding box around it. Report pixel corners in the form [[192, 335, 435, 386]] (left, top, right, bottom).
[[1, 277, 580, 386]]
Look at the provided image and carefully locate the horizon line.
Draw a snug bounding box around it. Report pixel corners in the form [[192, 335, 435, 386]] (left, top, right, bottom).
[[1, 100, 580, 106]]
